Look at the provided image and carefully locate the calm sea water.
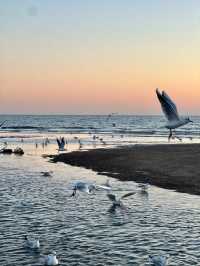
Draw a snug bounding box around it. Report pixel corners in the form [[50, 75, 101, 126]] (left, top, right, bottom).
[[0, 114, 200, 146], [1, 115, 200, 265]]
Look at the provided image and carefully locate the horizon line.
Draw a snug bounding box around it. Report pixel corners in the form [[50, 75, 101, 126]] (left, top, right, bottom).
[[0, 113, 198, 117]]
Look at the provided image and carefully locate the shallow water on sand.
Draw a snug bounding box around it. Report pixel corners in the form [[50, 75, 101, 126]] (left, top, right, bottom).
[[1, 143, 200, 265]]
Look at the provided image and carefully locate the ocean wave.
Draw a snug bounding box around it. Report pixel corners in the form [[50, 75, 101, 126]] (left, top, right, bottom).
[[2, 126, 46, 130]]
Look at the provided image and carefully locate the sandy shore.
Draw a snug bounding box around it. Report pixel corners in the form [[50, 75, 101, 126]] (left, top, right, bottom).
[[50, 144, 200, 195]]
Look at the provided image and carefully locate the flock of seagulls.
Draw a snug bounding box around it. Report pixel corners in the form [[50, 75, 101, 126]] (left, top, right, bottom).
[[68, 179, 168, 265], [0, 89, 194, 154], [23, 177, 167, 265], [0, 89, 191, 265]]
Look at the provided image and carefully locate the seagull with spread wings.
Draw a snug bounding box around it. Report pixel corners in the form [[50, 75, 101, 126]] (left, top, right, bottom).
[[107, 192, 135, 212], [56, 137, 66, 151], [70, 181, 96, 197], [156, 89, 192, 141]]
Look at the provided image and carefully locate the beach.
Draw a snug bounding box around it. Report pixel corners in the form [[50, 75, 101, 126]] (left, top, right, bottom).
[[51, 143, 200, 195], [1, 115, 200, 265], [2, 1, 200, 264]]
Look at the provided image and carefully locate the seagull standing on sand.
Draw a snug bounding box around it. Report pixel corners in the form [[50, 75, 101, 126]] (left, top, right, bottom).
[[149, 254, 168, 266], [107, 192, 135, 212], [156, 89, 192, 141]]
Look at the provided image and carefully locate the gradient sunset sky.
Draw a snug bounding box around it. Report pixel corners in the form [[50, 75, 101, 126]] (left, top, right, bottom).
[[1, 0, 200, 114]]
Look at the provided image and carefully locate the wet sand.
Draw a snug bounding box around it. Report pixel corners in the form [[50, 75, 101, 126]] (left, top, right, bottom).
[[50, 144, 200, 195]]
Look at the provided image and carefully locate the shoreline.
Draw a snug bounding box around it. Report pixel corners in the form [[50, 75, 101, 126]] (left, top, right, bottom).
[[49, 143, 200, 196]]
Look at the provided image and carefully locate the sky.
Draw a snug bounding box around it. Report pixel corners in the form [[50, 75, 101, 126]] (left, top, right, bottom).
[[1, 0, 200, 114]]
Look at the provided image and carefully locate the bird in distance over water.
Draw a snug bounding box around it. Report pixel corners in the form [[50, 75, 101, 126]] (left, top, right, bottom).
[[156, 89, 192, 141]]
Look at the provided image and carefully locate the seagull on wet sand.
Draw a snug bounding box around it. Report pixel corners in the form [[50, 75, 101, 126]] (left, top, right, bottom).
[[149, 254, 168, 266], [156, 89, 192, 141], [107, 192, 136, 211]]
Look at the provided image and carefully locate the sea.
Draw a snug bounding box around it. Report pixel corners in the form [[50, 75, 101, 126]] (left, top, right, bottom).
[[1, 115, 200, 265]]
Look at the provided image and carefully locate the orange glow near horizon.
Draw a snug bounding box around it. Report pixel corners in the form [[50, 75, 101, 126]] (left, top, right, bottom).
[[1, 1, 200, 114]]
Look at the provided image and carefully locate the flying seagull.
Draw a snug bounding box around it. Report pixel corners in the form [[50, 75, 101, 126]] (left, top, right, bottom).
[[56, 137, 66, 151], [156, 89, 192, 141], [107, 192, 135, 212], [70, 181, 96, 197]]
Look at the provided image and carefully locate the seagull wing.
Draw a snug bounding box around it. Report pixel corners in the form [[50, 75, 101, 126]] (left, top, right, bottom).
[[107, 193, 117, 202], [120, 192, 136, 199], [0, 120, 6, 128], [61, 137, 65, 149], [108, 204, 117, 212], [156, 89, 180, 122], [96, 185, 112, 191], [56, 138, 61, 147]]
